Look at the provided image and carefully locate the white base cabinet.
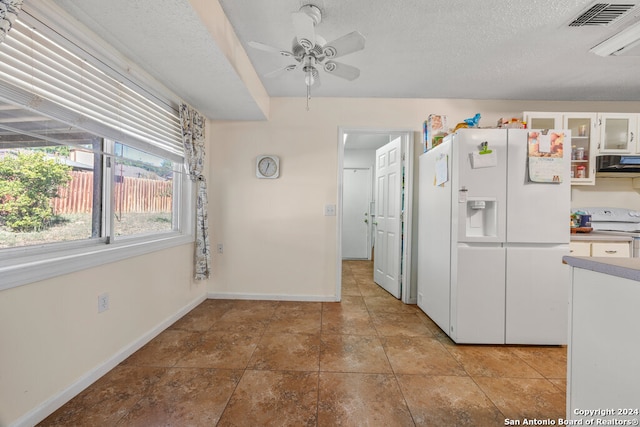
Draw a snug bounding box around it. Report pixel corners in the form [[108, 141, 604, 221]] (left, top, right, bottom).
[[567, 266, 640, 422], [569, 239, 631, 258]]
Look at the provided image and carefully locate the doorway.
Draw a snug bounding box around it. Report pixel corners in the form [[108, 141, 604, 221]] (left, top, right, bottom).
[[337, 128, 415, 304]]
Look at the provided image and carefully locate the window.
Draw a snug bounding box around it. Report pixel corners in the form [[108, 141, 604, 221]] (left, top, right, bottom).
[[0, 15, 193, 290]]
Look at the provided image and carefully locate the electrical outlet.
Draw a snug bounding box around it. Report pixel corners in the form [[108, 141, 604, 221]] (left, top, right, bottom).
[[98, 293, 109, 313], [217, 243, 224, 254]]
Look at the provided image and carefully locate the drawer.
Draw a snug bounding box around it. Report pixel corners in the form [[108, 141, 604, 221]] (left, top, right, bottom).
[[569, 242, 591, 256], [591, 242, 630, 258]]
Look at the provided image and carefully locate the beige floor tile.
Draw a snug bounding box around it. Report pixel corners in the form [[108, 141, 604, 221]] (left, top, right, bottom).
[[397, 374, 505, 426], [39, 365, 166, 426], [321, 309, 378, 335], [510, 346, 567, 379], [549, 378, 567, 394], [416, 310, 450, 338], [248, 333, 320, 371], [122, 329, 202, 367], [174, 330, 260, 369], [382, 336, 466, 376], [276, 301, 322, 313], [218, 370, 318, 427], [474, 376, 566, 421], [373, 312, 435, 337], [363, 295, 418, 315], [341, 281, 362, 296], [208, 317, 270, 335], [168, 301, 226, 332], [318, 372, 414, 426], [265, 309, 322, 334], [116, 368, 242, 426], [216, 300, 278, 324], [323, 295, 368, 314], [320, 334, 392, 373], [358, 283, 391, 297], [445, 344, 544, 378]]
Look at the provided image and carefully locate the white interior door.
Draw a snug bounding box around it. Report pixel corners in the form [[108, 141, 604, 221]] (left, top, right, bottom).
[[342, 168, 371, 259], [374, 137, 402, 298]]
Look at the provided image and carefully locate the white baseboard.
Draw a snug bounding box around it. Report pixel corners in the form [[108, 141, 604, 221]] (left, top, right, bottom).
[[207, 292, 339, 302], [13, 294, 206, 427]]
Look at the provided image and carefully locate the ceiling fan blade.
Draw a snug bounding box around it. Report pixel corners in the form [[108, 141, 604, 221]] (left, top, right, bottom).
[[322, 31, 366, 59], [292, 12, 316, 50], [264, 64, 299, 78], [323, 61, 360, 81], [248, 41, 293, 57]]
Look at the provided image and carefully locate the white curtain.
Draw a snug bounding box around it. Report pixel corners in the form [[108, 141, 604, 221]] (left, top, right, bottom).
[[179, 103, 211, 280], [0, 0, 23, 44]]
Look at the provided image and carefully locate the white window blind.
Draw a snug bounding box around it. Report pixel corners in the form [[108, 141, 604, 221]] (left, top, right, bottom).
[[0, 19, 183, 161]]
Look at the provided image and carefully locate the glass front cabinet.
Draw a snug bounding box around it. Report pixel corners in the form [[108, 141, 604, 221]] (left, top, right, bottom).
[[598, 113, 638, 154], [524, 112, 597, 185]]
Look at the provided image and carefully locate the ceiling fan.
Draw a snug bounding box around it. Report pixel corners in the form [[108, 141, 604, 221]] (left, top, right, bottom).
[[248, 4, 366, 109]]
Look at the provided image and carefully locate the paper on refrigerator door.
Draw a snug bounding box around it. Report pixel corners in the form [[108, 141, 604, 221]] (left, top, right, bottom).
[[435, 154, 448, 186], [470, 151, 497, 169], [527, 131, 565, 183]]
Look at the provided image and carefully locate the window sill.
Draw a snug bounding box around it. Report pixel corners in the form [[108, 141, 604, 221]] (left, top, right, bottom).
[[0, 233, 195, 291]]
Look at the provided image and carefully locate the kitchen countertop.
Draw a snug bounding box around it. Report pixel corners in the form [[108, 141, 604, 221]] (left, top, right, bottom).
[[570, 231, 633, 242], [563, 256, 640, 282]]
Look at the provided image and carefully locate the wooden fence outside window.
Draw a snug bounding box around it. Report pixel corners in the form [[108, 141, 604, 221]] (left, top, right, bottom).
[[51, 171, 173, 214]]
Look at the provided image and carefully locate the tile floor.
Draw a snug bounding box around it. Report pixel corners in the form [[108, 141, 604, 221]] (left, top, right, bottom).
[[40, 260, 567, 426]]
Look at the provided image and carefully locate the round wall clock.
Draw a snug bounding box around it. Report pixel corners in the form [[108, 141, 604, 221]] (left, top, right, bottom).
[[256, 155, 280, 179]]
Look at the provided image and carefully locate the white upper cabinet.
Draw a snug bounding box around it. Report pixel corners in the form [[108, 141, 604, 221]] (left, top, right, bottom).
[[597, 113, 638, 154], [524, 112, 597, 186]]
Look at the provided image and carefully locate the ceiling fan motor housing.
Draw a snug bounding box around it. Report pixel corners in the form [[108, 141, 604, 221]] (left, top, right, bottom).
[[300, 4, 322, 26]]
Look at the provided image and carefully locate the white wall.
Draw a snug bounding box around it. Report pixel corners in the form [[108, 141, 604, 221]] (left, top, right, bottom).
[[0, 244, 204, 426], [572, 177, 640, 210], [208, 97, 640, 301]]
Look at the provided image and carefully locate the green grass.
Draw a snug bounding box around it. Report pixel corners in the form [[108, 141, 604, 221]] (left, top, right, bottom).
[[0, 212, 173, 248]]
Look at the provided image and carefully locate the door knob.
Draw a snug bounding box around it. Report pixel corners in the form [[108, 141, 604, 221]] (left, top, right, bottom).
[[364, 219, 368, 224]]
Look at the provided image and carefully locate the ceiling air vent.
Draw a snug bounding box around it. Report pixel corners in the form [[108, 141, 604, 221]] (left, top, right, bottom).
[[569, 3, 636, 26]]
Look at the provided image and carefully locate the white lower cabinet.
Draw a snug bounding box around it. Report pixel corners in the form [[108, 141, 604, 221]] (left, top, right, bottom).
[[569, 240, 631, 257], [568, 241, 590, 256], [567, 266, 640, 421], [591, 242, 630, 257]]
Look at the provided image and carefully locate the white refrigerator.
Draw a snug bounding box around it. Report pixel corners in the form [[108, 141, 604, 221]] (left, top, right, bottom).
[[417, 128, 570, 345]]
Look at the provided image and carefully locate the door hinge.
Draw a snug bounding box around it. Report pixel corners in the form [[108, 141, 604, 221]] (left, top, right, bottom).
[[106, 157, 112, 168]]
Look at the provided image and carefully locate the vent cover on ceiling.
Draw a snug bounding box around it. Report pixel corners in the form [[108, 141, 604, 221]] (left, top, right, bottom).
[[569, 3, 636, 26]]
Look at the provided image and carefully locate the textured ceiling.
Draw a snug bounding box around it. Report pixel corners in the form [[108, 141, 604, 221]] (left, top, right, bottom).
[[50, 0, 640, 120]]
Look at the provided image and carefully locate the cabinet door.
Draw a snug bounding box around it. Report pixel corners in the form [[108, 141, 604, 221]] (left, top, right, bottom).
[[565, 113, 597, 186], [591, 242, 630, 258], [569, 241, 591, 256], [598, 113, 638, 153], [524, 112, 562, 130]]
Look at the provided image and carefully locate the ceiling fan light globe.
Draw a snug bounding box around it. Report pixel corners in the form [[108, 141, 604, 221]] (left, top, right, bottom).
[[304, 74, 314, 86]]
